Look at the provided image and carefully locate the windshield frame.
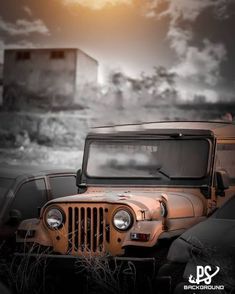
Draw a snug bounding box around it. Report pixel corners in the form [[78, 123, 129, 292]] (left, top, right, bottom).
[[0, 177, 15, 208], [82, 135, 214, 187]]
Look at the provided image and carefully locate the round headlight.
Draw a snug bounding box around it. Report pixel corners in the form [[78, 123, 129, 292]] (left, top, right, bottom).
[[113, 209, 132, 231], [46, 208, 64, 229]]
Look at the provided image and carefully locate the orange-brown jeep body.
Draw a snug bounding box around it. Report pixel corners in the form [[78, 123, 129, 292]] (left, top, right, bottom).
[[16, 121, 235, 262]]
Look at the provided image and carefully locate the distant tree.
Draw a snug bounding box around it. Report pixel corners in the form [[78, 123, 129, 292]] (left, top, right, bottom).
[[107, 66, 178, 108], [193, 94, 206, 104], [109, 71, 128, 110]]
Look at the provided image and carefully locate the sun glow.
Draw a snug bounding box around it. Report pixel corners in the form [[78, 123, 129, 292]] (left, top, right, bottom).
[[63, 0, 132, 10]]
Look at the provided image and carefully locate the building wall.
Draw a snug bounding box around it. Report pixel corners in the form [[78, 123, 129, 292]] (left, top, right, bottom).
[[75, 50, 98, 103], [3, 49, 77, 109]]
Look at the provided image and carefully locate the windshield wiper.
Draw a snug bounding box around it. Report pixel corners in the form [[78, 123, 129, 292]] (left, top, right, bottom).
[[156, 167, 171, 179]]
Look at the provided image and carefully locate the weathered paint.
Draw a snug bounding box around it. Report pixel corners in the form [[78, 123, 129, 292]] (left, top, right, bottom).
[[17, 187, 206, 256]]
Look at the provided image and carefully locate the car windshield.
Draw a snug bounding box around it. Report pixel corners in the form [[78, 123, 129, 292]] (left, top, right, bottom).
[[0, 177, 14, 190], [86, 139, 210, 179]]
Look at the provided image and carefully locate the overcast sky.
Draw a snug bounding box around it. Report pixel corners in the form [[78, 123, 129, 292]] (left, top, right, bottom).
[[0, 0, 235, 102]]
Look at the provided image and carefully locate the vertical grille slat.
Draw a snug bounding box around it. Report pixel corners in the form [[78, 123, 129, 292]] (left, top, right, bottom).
[[68, 206, 105, 254], [68, 207, 73, 252], [74, 207, 78, 251], [78, 207, 81, 249], [93, 208, 97, 252], [81, 207, 85, 251], [87, 208, 91, 251], [99, 208, 104, 252], [97, 207, 100, 251], [84, 208, 87, 251], [90, 208, 94, 251]]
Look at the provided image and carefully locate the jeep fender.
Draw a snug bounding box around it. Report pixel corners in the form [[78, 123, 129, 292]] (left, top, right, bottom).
[[122, 220, 164, 247], [16, 218, 53, 247]]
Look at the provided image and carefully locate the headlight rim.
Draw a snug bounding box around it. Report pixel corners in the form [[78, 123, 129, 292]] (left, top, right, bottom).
[[160, 201, 168, 218], [44, 206, 65, 230], [112, 208, 133, 232]]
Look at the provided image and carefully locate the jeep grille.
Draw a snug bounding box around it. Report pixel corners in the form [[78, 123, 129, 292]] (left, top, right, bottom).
[[67, 206, 108, 254]]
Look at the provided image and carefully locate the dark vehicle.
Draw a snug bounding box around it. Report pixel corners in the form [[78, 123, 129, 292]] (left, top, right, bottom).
[[0, 165, 77, 241], [157, 195, 235, 294]]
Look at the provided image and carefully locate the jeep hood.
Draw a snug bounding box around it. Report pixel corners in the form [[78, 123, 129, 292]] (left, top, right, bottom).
[[46, 190, 204, 220]]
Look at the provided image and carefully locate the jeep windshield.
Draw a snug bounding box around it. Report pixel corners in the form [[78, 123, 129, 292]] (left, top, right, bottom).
[[86, 139, 210, 180]]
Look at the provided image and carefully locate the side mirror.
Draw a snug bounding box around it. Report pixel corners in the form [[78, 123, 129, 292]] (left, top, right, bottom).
[[76, 169, 87, 193], [7, 209, 22, 226], [216, 170, 230, 196], [76, 169, 82, 187]]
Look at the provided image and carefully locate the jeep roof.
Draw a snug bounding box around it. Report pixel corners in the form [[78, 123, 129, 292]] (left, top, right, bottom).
[[89, 121, 235, 139]]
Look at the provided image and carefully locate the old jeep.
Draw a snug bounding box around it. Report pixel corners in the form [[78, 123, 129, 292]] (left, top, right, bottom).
[[16, 121, 235, 271]]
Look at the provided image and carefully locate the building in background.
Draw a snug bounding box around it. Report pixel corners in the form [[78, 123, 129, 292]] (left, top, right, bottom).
[[2, 48, 98, 110]]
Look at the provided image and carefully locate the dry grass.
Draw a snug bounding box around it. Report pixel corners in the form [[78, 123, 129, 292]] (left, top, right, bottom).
[[75, 253, 137, 294], [0, 241, 55, 294]]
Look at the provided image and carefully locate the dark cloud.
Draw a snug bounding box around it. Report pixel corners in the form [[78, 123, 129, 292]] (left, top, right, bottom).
[[143, 0, 235, 101], [0, 3, 50, 63]]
